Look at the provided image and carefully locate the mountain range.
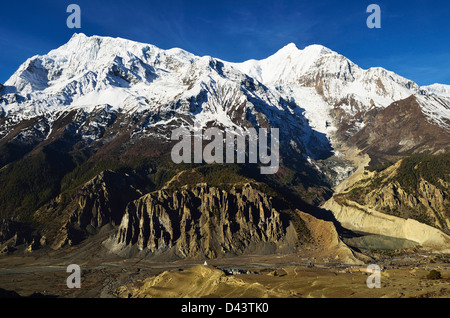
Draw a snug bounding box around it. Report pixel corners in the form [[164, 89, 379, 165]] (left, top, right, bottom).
[[0, 33, 449, 259]]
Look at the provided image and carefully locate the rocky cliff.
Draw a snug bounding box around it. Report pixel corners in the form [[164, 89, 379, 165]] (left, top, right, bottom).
[[362, 179, 449, 230], [334, 154, 450, 233], [105, 183, 300, 259], [34, 170, 142, 249], [323, 198, 450, 253], [322, 153, 450, 253], [2, 165, 362, 263], [350, 96, 450, 166]]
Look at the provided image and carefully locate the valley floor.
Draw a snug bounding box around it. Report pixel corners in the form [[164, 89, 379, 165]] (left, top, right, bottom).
[[0, 149, 448, 299], [0, 247, 449, 298]]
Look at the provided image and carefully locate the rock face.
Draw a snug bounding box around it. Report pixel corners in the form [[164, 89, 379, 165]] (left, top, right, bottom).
[[22, 168, 364, 262], [363, 179, 450, 231], [322, 152, 450, 253], [65, 170, 142, 229], [323, 198, 450, 253], [105, 183, 299, 259], [34, 170, 142, 249], [297, 211, 365, 264], [351, 95, 450, 166], [332, 154, 450, 234]]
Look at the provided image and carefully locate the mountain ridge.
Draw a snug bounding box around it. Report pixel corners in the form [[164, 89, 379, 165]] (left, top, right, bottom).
[[2, 33, 448, 146]]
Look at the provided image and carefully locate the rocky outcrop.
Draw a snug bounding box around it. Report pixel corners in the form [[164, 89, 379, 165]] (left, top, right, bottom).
[[66, 170, 142, 229], [324, 152, 450, 253], [364, 179, 450, 231], [333, 153, 450, 233], [322, 198, 450, 253], [26, 168, 361, 262], [34, 170, 142, 249], [297, 211, 366, 264], [350, 95, 450, 165], [105, 183, 300, 259]]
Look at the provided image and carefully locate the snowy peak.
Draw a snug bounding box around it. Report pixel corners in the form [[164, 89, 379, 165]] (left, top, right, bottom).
[[274, 42, 299, 55], [270, 43, 335, 62], [1, 33, 449, 138], [232, 41, 421, 118], [5, 34, 154, 94], [3, 33, 197, 97], [422, 83, 450, 98], [231, 43, 337, 85], [302, 44, 334, 56], [51, 32, 153, 57], [273, 42, 333, 58], [65, 32, 88, 45], [1, 34, 207, 116]]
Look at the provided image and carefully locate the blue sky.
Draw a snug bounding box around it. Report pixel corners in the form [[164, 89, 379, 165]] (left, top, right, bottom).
[[0, 0, 449, 86]]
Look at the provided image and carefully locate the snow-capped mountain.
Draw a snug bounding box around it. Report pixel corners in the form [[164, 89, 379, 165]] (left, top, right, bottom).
[[2, 33, 195, 115], [231, 42, 420, 107], [0, 34, 332, 164], [422, 83, 450, 98], [1, 34, 293, 130], [1, 33, 449, 176], [229, 43, 428, 133], [3, 34, 448, 139]]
